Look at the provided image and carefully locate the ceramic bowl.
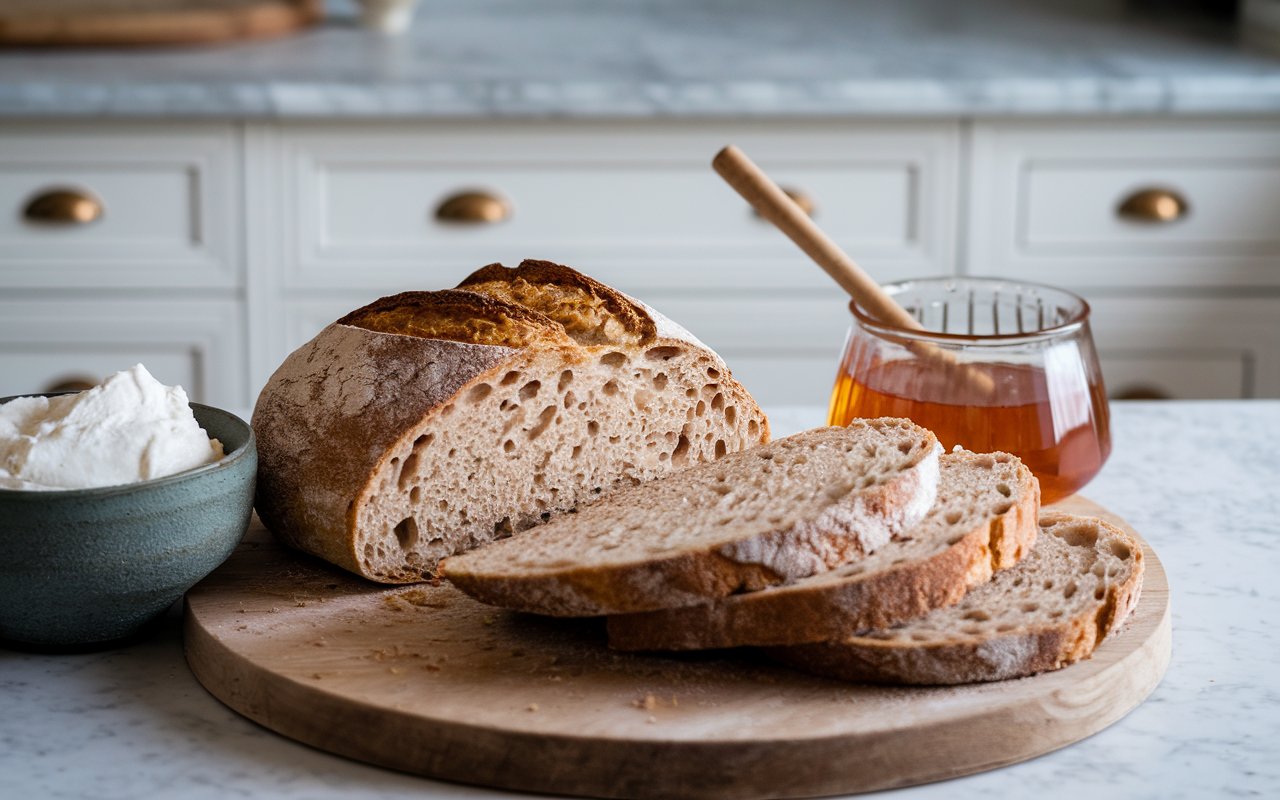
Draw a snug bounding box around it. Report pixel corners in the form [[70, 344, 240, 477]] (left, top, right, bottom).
[[0, 399, 256, 649]]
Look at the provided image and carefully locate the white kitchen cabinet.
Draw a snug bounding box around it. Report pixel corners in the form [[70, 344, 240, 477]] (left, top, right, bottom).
[[2, 119, 1277, 409], [967, 120, 1280, 289], [0, 123, 241, 289], [271, 121, 959, 295]]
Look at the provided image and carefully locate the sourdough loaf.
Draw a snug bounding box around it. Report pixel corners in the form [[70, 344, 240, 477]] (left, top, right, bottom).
[[771, 513, 1144, 684], [440, 420, 942, 616], [606, 449, 1038, 650], [252, 260, 768, 583]]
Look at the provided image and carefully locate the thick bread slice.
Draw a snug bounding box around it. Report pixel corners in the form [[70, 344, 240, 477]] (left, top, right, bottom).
[[606, 450, 1038, 650], [440, 420, 942, 616], [771, 513, 1145, 685], [252, 260, 768, 584]]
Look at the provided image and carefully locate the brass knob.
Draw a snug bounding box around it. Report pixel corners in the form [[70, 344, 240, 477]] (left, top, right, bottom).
[[1117, 188, 1188, 224], [23, 188, 103, 225], [43, 375, 98, 393], [754, 187, 816, 219], [1112, 384, 1172, 401], [434, 191, 510, 225]]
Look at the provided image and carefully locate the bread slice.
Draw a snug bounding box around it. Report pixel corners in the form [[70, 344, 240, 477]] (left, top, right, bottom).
[[771, 513, 1145, 685], [440, 420, 942, 616], [606, 450, 1038, 650], [252, 260, 768, 583]]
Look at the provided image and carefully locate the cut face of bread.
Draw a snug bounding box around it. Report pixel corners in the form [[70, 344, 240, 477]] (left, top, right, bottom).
[[440, 420, 942, 616], [772, 512, 1145, 685], [252, 260, 769, 584], [606, 450, 1038, 651]]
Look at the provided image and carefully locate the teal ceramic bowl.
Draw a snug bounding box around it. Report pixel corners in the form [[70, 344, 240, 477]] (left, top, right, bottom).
[[0, 398, 256, 649]]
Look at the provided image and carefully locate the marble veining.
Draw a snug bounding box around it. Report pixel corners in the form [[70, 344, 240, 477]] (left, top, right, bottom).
[[1, 0, 1279, 118], [1, 401, 1277, 798]]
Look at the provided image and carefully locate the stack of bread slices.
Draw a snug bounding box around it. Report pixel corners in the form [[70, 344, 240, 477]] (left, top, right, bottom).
[[441, 419, 1145, 686]]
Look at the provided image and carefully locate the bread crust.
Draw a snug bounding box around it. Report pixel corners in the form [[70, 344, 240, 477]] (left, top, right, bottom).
[[605, 454, 1040, 650], [771, 513, 1146, 685]]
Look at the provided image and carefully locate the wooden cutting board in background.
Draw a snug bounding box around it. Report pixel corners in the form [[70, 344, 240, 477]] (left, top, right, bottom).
[[185, 497, 1171, 800], [0, 0, 321, 46]]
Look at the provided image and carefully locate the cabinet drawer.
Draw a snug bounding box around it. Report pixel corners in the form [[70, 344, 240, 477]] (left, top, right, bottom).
[[278, 122, 958, 293], [969, 121, 1280, 288], [0, 299, 246, 408], [0, 124, 240, 288]]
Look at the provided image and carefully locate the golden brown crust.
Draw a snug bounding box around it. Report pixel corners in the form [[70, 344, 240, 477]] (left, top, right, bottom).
[[459, 259, 658, 346], [339, 289, 573, 349], [605, 458, 1039, 650]]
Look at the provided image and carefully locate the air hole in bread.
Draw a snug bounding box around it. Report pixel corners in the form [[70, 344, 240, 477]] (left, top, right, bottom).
[[526, 406, 557, 440], [962, 625, 983, 635], [409, 486, 421, 504], [973, 456, 994, 468], [557, 370, 574, 391], [946, 534, 965, 545], [1021, 602, 1039, 613], [712, 483, 731, 496], [963, 610, 991, 622], [710, 392, 725, 412], [540, 511, 552, 522], [503, 439, 516, 454], [520, 380, 541, 400], [706, 366, 720, 379], [862, 444, 877, 458], [602, 380, 620, 396], [944, 510, 963, 526], [1043, 580, 1054, 590], [1050, 610, 1065, 619], [645, 346, 680, 361], [1108, 540, 1132, 560], [1063, 582, 1078, 599], [759, 452, 774, 461], [468, 383, 493, 403], [500, 371, 521, 386], [494, 516, 514, 537], [1094, 586, 1107, 600], [671, 435, 691, 465], [996, 483, 1011, 497], [1012, 577, 1025, 587], [995, 454, 1011, 463], [398, 454, 419, 490], [1062, 524, 1099, 548], [440, 403, 455, 416], [993, 502, 1012, 515], [695, 400, 706, 416], [587, 420, 600, 437], [1091, 562, 1106, 577], [897, 441, 913, 455], [390, 456, 400, 468], [860, 475, 877, 488], [600, 352, 626, 368], [996, 624, 1016, 632], [747, 419, 760, 438], [393, 517, 419, 551], [714, 439, 727, 458], [724, 405, 737, 426], [571, 445, 583, 460], [910, 632, 932, 642], [634, 389, 654, 409], [608, 435, 621, 444]]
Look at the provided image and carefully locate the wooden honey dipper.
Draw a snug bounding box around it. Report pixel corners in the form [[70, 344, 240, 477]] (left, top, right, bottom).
[[712, 144, 995, 398]]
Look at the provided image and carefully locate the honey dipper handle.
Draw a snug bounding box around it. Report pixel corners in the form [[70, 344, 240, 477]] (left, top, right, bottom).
[[712, 145, 924, 331]]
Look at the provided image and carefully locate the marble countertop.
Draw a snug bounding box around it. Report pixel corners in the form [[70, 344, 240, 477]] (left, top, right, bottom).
[[3, 0, 1280, 118], [2, 400, 1277, 799]]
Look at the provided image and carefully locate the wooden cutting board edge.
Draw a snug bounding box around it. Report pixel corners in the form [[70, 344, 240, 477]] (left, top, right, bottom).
[[184, 496, 1172, 800]]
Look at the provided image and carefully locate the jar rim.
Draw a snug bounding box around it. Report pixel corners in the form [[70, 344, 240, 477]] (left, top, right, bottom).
[[849, 276, 1092, 345]]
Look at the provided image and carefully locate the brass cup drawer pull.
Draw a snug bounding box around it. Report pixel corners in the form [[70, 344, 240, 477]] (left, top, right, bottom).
[[43, 375, 99, 393], [1117, 188, 1188, 224], [434, 190, 511, 225], [23, 188, 104, 225], [754, 187, 816, 219]]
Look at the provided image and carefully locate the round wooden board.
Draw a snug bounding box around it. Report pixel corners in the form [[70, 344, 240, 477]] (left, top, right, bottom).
[[185, 497, 1171, 799]]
